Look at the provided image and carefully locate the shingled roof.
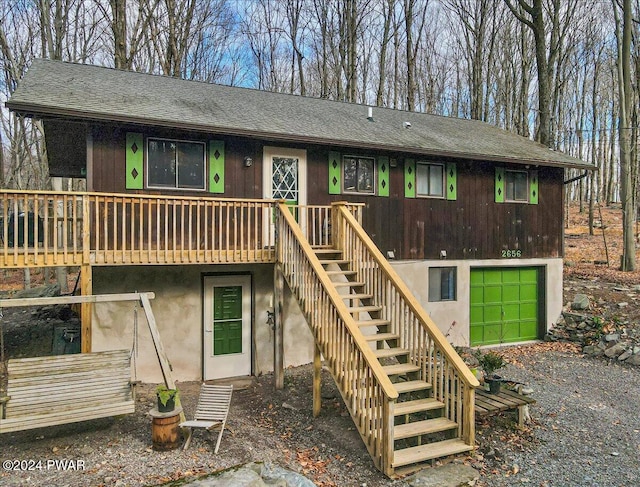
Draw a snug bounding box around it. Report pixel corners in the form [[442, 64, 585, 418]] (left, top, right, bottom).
[[8, 59, 591, 169]]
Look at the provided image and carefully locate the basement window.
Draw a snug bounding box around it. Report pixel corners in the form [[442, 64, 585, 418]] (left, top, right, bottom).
[[147, 138, 206, 190], [429, 267, 457, 302]]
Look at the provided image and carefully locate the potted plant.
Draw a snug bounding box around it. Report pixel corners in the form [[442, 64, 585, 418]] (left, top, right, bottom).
[[476, 351, 505, 394], [156, 385, 178, 412]]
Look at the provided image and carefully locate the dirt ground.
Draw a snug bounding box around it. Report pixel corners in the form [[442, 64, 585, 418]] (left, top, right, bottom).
[[1, 203, 640, 485]]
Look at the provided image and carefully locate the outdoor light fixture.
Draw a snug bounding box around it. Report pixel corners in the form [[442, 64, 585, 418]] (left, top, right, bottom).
[[243, 156, 253, 167]]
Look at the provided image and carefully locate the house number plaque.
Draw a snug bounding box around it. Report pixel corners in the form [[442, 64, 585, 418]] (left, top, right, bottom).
[[501, 249, 522, 258]]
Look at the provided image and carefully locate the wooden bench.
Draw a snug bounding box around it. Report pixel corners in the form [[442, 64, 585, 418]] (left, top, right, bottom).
[[0, 349, 135, 434], [475, 388, 536, 427]]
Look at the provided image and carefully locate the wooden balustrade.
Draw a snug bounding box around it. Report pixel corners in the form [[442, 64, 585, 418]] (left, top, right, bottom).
[[332, 202, 479, 447], [276, 202, 397, 474], [0, 191, 84, 268], [87, 193, 276, 264], [0, 190, 277, 267]]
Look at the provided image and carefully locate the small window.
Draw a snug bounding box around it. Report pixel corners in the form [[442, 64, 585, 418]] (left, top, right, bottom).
[[147, 138, 206, 190], [429, 267, 456, 302], [416, 162, 444, 197], [505, 170, 528, 202], [343, 156, 375, 194]]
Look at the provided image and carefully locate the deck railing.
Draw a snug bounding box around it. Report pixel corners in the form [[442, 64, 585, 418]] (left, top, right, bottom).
[[276, 202, 398, 475], [0, 190, 276, 267], [332, 202, 479, 447], [290, 202, 363, 247]]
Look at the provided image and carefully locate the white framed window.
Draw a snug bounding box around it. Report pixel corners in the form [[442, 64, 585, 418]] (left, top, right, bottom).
[[505, 170, 529, 202], [147, 138, 206, 190], [429, 267, 457, 302], [416, 162, 445, 198], [343, 156, 375, 194]]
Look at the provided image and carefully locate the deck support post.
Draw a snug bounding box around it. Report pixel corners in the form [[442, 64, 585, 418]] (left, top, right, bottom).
[[313, 345, 322, 417], [80, 264, 92, 353], [274, 263, 284, 390]]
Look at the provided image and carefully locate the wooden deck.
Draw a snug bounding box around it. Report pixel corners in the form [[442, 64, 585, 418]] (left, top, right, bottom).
[[475, 388, 536, 427], [0, 190, 364, 269]]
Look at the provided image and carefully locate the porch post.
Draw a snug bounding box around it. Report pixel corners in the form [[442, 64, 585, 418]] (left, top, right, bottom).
[[80, 264, 92, 353], [274, 262, 284, 389], [313, 344, 322, 417]]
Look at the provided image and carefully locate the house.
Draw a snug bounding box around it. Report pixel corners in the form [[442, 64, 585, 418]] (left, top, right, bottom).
[[3, 59, 592, 475]]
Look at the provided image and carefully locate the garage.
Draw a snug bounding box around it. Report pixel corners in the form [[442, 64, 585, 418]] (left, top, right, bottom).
[[470, 267, 540, 346]]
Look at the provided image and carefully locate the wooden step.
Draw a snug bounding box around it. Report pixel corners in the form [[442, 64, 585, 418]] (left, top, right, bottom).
[[373, 347, 409, 359], [393, 380, 432, 394], [326, 270, 357, 277], [394, 417, 458, 440], [347, 305, 382, 313], [333, 281, 365, 288], [341, 293, 372, 300], [392, 439, 473, 468], [364, 333, 399, 342], [314, 248, 342, 255], [382, 363, 420, 376], [319, 259, 351, 265], [356, 319, 391, 328], [394, 398, 444, 416]]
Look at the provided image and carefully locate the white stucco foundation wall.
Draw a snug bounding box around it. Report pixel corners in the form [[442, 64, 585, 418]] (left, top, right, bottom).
[[390, 258, 564, 347], [91, 264, 314, 383]]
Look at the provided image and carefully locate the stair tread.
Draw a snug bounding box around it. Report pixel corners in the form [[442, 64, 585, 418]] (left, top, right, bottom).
[[394, 417, 458, 439], [347, 305, 382, 313], [393, 439, 473, 468], [364, 333, 399, 342], [356, 319, 391, 328], [394, 398, 445, 416], [393, 380, 432, 394], [374, 347, 409, 358], [319, 259, 351, 265], [382, 363, 420, 375], [326, 270, 357, 276], [332, 281, 365, 288], [314, 248, 342, 254], [341, 293, 373, 300]]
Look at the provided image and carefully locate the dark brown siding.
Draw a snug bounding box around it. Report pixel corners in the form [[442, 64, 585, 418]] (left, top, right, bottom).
[[90, 124, 264, 198], [81, 124, 564, 260], [307, 149, 564, 260]]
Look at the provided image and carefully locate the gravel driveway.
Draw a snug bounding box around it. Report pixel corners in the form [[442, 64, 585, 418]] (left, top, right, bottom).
[[1, 343, 638, 486], [477, 343, 640, 487]]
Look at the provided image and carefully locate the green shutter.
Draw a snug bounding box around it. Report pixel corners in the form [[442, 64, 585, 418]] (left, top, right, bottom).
[[208, 141, 225, 194], [329, 151, 341, 194], [446, 162, 457, 200], [495, 167, 505, 203], [404, 159, 416, 198], [378, 156, 389, 197], [126, 133, 143, 189], [529, 170, 538, 204]]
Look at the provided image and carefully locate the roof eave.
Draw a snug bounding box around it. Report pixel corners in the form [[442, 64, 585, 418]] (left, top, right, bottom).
[[6, 101, 595, 171]]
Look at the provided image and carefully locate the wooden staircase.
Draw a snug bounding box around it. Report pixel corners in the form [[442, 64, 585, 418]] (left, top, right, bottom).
[[317, 247, 474, 471], [276, 202, 479, 477]]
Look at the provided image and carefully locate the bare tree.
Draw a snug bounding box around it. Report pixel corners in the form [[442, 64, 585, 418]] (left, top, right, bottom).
[[613, 0, 635, 270]]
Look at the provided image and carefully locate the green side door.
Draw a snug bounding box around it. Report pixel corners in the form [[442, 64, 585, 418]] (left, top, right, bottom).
[[213, 286, 243, 355], [470, 268, 539, 346]]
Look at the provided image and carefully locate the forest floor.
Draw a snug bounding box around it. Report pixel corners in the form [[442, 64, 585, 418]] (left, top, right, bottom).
[[1, 203, 640, 486]]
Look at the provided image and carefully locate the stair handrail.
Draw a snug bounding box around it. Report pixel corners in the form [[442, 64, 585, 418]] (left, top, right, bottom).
[[276, 202, 398, 398], [276, 202, 397, 474], [334, 203, 479, 388]]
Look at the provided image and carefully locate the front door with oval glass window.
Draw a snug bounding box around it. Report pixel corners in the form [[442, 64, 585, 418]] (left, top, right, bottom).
[[203, 276, 251, 379]]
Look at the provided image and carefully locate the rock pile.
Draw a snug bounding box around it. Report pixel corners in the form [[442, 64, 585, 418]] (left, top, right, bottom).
[[546, 302, 640, 366]]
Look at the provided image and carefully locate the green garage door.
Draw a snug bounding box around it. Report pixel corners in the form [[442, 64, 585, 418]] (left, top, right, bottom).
[[470, 268, 539, 346]]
